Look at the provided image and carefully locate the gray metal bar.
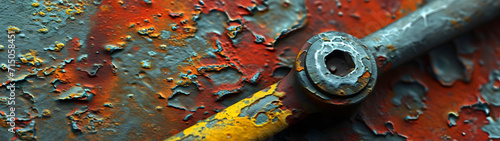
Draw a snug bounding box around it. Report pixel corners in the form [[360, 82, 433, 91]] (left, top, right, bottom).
[[361, 0, 500, 71]]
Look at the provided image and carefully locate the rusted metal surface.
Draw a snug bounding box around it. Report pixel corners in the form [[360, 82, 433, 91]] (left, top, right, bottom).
[[167, 32, 377, 140], [170, 0, 500, 140], [1, 0, 500, 140]]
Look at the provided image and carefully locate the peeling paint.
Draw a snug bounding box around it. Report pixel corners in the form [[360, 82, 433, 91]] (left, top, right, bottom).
[[391, 75, 427, 111], [482, 117, 500, 139], [429, 44, 473, 86], [2, 0, 499, 140], [480, 68, 500, 106]]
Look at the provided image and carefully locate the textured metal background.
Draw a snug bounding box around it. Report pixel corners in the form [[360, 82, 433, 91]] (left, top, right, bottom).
[[0, 0, 499, 140]]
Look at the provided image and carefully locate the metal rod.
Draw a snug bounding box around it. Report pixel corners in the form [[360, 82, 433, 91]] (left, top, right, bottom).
[[362, 0, 500, 72]]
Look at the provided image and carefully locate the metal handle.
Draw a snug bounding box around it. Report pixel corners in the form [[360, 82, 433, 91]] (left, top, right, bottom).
[[362, 0, 500, 71]]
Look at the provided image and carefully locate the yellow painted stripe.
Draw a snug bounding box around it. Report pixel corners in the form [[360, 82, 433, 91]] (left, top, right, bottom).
[[166, 83, 292, 141]]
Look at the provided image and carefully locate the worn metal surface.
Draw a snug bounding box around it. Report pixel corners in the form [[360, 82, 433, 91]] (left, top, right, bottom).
[[1, 0, 500, 140], [169, 0, 500, 140]]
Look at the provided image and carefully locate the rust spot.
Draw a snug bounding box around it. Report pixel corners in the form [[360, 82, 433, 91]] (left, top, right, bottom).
[[295, 51, 306, 72], [376, 56, 392, 71], [451, 20, 462, 29], [386, 44, 396, 51]]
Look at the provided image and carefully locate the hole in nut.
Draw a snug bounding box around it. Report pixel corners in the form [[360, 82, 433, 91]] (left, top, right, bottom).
[[325, 50, 355, 76]]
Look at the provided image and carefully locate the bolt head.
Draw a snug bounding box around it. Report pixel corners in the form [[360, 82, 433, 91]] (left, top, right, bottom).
[[296, 32, 377, 105]]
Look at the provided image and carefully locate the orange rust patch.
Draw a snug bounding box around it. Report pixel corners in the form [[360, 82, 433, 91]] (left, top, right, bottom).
[[376, 56, 392, 71], [295, 51, 306, 72], [386, 44, 396, 51], [451, 20, 462, 29]]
